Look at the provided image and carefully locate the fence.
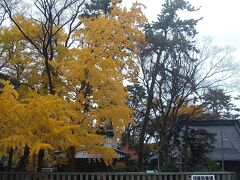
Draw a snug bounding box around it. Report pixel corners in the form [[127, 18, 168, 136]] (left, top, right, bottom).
[[0, 172, 236, 180]]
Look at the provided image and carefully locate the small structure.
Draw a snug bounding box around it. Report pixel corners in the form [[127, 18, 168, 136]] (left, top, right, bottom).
[[75, 131, 126, 159], [189, 120, 240, 172], [73, 131, 127, 171], [147, 120, 240, 172]]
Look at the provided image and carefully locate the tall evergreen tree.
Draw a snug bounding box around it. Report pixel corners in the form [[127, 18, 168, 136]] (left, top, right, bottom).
[[137, 0, 201, 168], [83, 0, 112, 17], [201, 88, 237, 119]]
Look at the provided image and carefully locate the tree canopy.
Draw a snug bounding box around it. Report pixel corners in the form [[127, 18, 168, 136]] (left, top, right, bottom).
[[0, 0, 239, 172], [0, 0, 146, 171]]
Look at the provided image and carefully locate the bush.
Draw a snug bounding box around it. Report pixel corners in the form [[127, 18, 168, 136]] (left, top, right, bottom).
[[161, 162, 179, 172], [206, 161, 221, 171]]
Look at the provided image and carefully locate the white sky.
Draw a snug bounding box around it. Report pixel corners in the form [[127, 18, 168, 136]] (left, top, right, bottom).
[[23, 0, 240, 60], [123, 0, 240, 60], [122, 0, 240, 107]]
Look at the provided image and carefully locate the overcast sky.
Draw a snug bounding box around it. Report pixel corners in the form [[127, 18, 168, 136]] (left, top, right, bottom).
[[123, 0, 240, 60], [122, 0, 240, 107]]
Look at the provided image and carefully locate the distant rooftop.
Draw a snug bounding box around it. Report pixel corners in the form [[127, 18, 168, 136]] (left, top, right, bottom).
[[189, 119, 240, 126], [148, 120, 240, 162], [189, 120, 240, 161]]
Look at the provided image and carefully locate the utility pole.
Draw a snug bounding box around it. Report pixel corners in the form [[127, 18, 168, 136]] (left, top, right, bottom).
[[221, 131, 224, 171]]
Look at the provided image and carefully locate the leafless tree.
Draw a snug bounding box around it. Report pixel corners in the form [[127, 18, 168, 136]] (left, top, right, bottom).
[[134, 0, 239, 168], [137, 35, 237, 167], [0, 3, 7, 26]]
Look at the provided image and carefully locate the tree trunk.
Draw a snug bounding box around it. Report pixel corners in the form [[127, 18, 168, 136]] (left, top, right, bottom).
[[162, 137, 170, 165], [138, 55, 161, 170], [182, 124, 191, 171], [32, 154, 37, 173], [68, 146, 76, 172], [43, 53, 55, 95], [7, 148, 13, 172], [37, 149, 45, 172], [16, 145, 30, 171]]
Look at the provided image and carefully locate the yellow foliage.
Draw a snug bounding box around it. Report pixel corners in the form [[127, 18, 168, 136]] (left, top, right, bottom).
[[0, 82, 111, 161], [114, 161, 126, 169], [58, 3, 146, 137], [0, 1, 146, 170], [165, 98, 203, 121]]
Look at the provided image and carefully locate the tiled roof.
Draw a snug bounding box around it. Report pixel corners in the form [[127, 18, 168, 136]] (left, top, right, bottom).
[[147, 120, 240, 161], [75, 148, 127, 159], [189, 120, 240, 161]]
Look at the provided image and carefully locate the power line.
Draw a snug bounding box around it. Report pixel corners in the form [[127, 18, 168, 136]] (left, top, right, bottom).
[[222, 125, 240, 153]]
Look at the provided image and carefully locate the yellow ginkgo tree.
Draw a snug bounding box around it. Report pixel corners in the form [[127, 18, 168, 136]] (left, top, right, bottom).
[[0, 0, 146, 171], [0, 81, 116, 171]]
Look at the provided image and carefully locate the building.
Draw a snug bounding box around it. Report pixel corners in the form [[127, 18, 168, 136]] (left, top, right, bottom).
[[73, 131, 127, 172], [147, 120, 240, 172], [189, 120, 240, 172]]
